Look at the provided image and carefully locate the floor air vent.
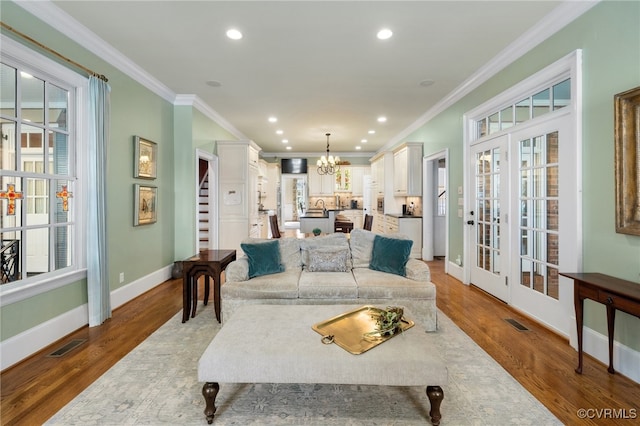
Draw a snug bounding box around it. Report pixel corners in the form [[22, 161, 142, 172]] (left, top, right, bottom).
[[47, 339, 86, 357], [504, 319, 529, 331]]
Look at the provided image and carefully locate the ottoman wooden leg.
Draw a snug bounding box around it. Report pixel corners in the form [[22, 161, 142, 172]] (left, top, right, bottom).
[[202, 382, 219, 424], [426, 385, 444, 426]]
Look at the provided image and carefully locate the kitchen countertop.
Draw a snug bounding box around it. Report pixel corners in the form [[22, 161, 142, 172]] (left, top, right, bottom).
[[385, 213, 423, 219]]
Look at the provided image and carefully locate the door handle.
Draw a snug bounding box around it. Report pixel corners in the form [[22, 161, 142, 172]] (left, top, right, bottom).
[[467, 220, 475, 225]]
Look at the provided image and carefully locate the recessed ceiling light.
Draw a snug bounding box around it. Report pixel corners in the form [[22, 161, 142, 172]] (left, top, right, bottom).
[[205, 80, 222, 87], [419, 79, 435, 87], [368, 130, 375, 134], [282, 139, 288, 144], [377, 28, 393, 40], [286, 146, 292, 150], [361, 139, 368, 143], [276, 130, 283, 135], [377, 116, 387, 123], [355, 146, 362, 150], [226, 29, 243, 40], [268, 116, 277, 123]]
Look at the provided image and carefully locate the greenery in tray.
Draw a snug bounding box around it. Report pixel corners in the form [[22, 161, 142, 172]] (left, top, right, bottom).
[[364, 306, 404, 339], [312, 228, 322, 236]]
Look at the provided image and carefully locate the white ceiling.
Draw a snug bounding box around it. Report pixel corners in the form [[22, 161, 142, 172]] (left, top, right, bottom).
[[45, 0, 568, 156]]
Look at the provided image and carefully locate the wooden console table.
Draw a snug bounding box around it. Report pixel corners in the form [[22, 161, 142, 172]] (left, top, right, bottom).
[[182, 249, 236, 324], [560, 272, 640, 374]]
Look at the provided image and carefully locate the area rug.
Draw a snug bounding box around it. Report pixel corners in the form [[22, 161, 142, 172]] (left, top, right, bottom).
[[46, 304, 560, 425]]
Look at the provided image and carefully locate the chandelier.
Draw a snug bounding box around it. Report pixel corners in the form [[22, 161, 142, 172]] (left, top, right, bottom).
[[317, 133, 340, 175]]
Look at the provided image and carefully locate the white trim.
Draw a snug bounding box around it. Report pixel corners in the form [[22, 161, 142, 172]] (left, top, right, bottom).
[[423, 149, 449, 263], [570, 325, 640, 385], [0, 265, 172, 370], [380, 1, 598, 152], [447, 261, 464, 284], [0, 302, 89, 371], [175, 95, 247, 141], [110, 265, 172, 310], [0, 269, 87, 307]]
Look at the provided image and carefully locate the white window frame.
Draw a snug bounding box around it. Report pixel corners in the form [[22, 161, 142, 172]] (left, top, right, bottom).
[[0, 35, 88, 306]]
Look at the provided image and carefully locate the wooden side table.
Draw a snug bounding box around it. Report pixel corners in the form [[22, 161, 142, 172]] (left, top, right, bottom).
[[560, 272, 640, 374], [182, 249, 236, 323]]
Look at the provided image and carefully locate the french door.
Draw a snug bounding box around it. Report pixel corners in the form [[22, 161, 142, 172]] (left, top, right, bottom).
[[469, 135, 509, 302], [509, 117, 575, 334]]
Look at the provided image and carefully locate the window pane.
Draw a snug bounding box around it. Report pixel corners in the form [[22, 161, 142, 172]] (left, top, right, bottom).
[[488, 112, 499, 134], [532, 88, 550, 118], [0, 119, 17, 171], [552, 79, 570, 111], [1, 63, 17, 117], [500, 106, 513, 130], [0, 176, 23, 225], [26, 178, 48, 225], [20, 124, 45, 171], [0, 232, 21, 283], [21, 72, 45, 125], [53, 225, 72, 269], [26, 227, 49, 275], [49, 84, 68, 131], [51, 131, 70, 175], [54, 180, 72, 222], [515, 98, 530, 123], [477, 118, 487, 138]]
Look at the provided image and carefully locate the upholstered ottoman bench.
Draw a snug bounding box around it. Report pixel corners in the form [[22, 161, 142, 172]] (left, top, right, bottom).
[[197, 304, 448, 425]]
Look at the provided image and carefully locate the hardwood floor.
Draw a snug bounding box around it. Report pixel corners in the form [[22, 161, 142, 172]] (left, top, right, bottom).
[[2, 258, 639, 425]]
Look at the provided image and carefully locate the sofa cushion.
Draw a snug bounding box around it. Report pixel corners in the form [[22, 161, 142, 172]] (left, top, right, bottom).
[[240, 240, 285, 278], [241, 237, 302, 272], [369, 235, 413, 276], [353, 267, 436, 300], [222, 269, 301, 299], [301, 233, 352, 270], [298, 270, 357, 298], [306, 246, 351, 272], [349, 228, 376, 268]]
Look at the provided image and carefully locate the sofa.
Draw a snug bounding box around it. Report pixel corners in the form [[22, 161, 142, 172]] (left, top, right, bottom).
[[221, 229, 437, 331]]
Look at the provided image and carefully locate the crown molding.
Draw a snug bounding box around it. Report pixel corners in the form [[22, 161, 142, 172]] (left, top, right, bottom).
[[381, 0, 600, 152], [261, 151, 375, 159], [174, 94, 247, 140]]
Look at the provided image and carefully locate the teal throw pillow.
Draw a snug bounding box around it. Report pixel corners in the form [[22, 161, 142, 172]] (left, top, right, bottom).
[[240, 240, 285, 278], [369, 235, 413, 276]]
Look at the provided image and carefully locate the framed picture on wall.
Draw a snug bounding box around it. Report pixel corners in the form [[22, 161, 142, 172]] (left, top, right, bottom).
[[134, 184, 157, 226], [134, 136, 157, 179], [614, 86, 640, 236]]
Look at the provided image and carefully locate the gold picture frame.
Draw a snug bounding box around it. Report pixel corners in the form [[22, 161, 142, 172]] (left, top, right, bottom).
[[614, 86, 640, 236], [134, 136, 157, 179], [134, 184, 157, 226]]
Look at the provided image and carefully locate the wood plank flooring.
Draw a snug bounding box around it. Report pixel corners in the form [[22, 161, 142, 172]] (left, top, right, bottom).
[[2, 258, 639, 425]]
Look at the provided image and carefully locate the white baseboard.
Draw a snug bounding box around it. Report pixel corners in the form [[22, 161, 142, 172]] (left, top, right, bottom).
[[569, 323, 640, 384], [447, 261, 464, 283], [0, 265, 172, 371]]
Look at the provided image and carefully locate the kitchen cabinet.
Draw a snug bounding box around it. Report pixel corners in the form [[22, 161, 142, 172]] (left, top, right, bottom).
[[339, 209, 363, 229], [217, 140, 262, 253], [385, 215, 422, 259], [349, 166, 369, 196], [393, 142, 423, 196], [370, 156, 384, 196], [307, 167, 334, 195], [334, 167, 351, 192]]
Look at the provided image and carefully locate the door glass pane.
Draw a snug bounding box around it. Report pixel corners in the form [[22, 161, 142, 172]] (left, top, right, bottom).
[[533, 262, 545, 293], [520, 139, 531, 168], [547, 233, 559, 265], [547, 131, 558, 163], [521, 258, 532, 288], [547, 266, 559, 299], [547, 200, 558, 231]]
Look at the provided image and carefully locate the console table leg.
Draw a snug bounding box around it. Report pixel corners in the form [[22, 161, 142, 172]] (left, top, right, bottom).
[[202, 382, 219, 424], [426, 385, 444, 426], [606, 305, 616, 374]]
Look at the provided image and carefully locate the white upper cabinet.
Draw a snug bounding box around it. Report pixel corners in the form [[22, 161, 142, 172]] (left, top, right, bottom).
[[307, 167, 334, 195], [393, 142, 423, 196]]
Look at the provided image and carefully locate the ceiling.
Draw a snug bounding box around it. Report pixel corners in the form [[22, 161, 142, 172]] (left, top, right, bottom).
[[48, 0, 563, 157]]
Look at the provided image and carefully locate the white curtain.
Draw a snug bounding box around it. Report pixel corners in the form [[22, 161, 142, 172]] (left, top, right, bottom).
[[87, 76, 111, 326]]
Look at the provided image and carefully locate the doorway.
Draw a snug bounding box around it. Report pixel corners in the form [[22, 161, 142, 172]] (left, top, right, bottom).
[[423, 150, 449, 264], [195, 150, 217, 252], [280, 174, 307, 228]]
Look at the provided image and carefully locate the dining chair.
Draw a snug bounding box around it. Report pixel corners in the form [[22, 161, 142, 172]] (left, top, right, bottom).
[[269, 214, 282, 238], [363, 214, 373, 231]]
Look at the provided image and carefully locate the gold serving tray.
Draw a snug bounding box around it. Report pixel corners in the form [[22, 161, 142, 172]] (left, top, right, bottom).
[[312, 305, 414, 355]]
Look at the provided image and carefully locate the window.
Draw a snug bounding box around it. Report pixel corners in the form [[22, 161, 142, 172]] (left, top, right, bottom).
[[1, 36, 86, 303]]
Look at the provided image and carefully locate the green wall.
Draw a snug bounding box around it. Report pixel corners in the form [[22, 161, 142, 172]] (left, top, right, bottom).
[[0, 2, 176, 340], [405, 0, 640, 349]]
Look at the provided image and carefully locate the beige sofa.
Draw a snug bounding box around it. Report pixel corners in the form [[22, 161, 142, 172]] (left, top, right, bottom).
[[222, 229, 437, 331]]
